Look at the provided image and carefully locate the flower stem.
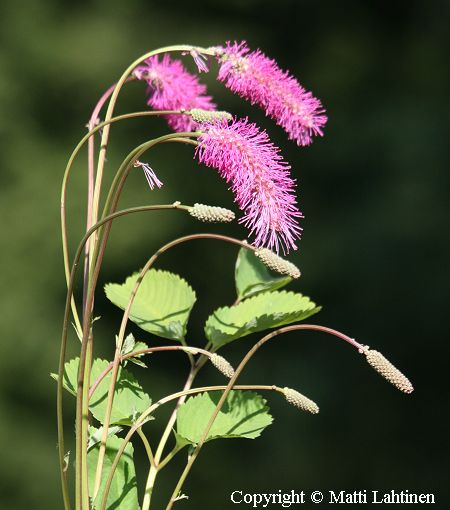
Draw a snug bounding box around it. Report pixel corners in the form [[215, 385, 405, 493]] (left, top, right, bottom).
[[141, 365, 198, 510], [137, 428, 155, 468], [99, 385, 281, 510], [87, 133, 200, 287], [61, 109, 186, 341], [84, 82, 130, 314], [62, 44, 218, 509], [89, 45, 217, 266], [165, 324, 363, 509], [88, 346, 215, 400], [57, 204, 189, 510], [92, 234, 253, 500], [75, 135, 199, 506]]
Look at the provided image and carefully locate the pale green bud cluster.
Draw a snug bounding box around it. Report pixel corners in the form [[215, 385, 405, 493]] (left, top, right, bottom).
[[189, 203, 235, 223], [210, 354, 235, 378], [283, 387, 319, 414], [363, 347, 414, 394], [255, 248, 301, 279], [190, 108, 233, 124]]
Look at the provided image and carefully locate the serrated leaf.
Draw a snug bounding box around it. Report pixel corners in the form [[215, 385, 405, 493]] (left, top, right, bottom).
[[88, 434, 138, 510], [235, 247, 292, 300], [176, 391, 273, 445], [205, 291, 321, 348], [88, 426, 122, 450], [105, 269, 196, 341], [59, 358, 152, 425]]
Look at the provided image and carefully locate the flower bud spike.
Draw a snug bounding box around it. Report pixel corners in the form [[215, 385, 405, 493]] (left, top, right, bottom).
[[190, 109, 233, 124], [189, 203, 235, 223], [255, 248, 301, 279], [362, 347, 414, 394], [210, 354, 235, 378], [283, 387, 319, 414]]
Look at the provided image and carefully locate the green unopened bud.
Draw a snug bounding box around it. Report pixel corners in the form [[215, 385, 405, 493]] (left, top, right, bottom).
[[210, 354, 235, 378], [283, 387, 319, 414], [189, 203, 235, 223], [363, 347, 414, 394], [190, 109, 233, 124], [255, 248, 301, 279]]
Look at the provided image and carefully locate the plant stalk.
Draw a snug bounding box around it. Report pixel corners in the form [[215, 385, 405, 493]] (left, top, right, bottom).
[[165, 324, 363, 509], [100, 385, 281, 510]]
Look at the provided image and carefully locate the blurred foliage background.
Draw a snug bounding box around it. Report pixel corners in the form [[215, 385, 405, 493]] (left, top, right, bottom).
[[0, 0, 448, 508]]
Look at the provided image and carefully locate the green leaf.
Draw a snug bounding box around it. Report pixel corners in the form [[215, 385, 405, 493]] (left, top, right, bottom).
[[127, 341, 148, 368], [120, 333, 136, 357], [59, 358, 152, 425], [235, 247, 292, 300], [176, 391, 273, 445], [88, 425, 122, 450], [121, 333, 149, 368], [105, 269, 196, 341], [205, 291, 321, 348], [88, 432, 138, 510]]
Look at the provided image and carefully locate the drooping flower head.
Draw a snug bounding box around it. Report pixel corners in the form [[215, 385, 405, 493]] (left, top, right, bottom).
[[195, 117, 302, 253], [215, 41, 327, 146], [134, 55, 216, 132]]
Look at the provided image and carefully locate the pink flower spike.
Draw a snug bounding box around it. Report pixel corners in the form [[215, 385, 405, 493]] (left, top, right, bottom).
[[133, 54, 216, 132], [133, 161, 163, 190], [195, 117, 303, 253], [216, 41, 327, 146]]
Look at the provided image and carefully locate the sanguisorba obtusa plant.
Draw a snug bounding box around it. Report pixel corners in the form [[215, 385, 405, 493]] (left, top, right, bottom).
[[55, 43, 414, 510]]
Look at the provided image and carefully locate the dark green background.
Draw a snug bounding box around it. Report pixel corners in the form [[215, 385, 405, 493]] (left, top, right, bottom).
[[0, 0, 448, 508]]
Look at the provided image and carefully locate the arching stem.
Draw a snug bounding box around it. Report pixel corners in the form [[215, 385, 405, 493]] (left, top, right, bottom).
[[60, 109, 187, 339], [57, 202, 190, 510], [165, 325, 363, 509], [99, 385, 283, 510], [92, 234, 255, 499]]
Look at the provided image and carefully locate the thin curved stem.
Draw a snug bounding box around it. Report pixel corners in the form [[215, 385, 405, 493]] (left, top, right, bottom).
[[137, 428, 155, 468], [90, 45, 216, 248], [142, 363, 199, 510], [84, 82, 124, 314], [165, 325, 364, 509], [87, 133, 200, 288], [157, 445, 182, 472], [57, 203, 189, 510], [93, 234, 254, 499], [76, 135, 199, 506], [88, 346, 215, 400], [100, 385, 282, 510], [61, 109, 186, 339], [61, 45, 214, 508]]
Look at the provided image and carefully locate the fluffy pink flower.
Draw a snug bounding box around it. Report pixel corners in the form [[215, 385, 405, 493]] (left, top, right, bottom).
[[216, 41, 327, 146], [134, 55, 216, 132], [195, 118, 302, 253]]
